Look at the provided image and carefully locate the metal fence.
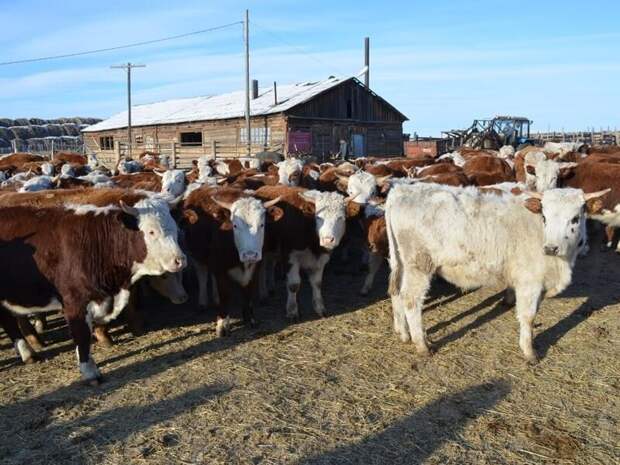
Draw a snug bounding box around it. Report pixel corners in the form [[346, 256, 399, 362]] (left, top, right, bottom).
[[0, 138, 85, 157]]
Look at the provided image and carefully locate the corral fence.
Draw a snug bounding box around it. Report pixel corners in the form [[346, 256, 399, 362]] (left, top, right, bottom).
[[0, 138, 85, 157]]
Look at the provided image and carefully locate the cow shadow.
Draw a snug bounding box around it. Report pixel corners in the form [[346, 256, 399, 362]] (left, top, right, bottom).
[[296, 379, 511, 465], [0, 382, 231, 465]]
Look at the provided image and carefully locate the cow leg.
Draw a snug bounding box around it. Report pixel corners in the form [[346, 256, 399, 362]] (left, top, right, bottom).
[[503, 288, 516, 307], [308, 255, 330, 317], [211, 274, 220, 306], [93, 324, 114, 347], [578, 220, 590, 257], [360, 252, 383, 296], [258, 261, 269, 303], [214, 276, 231, 337], [124, 290, 144, 337], [285, 258, 301, 320], [0, 310, 35, 364], [33, 314, 47, 334], [603, 225, 615, 251], [390, 294, 410, 343], [241, 281, 258, 328], [67, 316, 102, 385], [400, 269, 432, 355], [194, 261, 209, 309], [515, 285, 542, 364], [16, 316, 45, 351]]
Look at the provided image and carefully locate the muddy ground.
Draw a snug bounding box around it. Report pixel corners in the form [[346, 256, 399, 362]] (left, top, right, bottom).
[[0, 231, 618, 464]]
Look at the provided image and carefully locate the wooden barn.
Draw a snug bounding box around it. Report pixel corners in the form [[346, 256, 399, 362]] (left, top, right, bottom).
[[82, 76, 407, 167]]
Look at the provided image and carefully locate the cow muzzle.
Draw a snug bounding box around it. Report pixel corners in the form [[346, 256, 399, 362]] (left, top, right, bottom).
[[543, 245, 559, 256], [320, 236, 337, 249], [240, 251, 261, 263], [169, 254, 187, 272]]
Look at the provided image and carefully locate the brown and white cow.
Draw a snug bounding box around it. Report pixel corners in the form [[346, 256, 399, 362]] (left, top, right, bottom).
[[255, 185, 349, 320], [181, 186, 282, 336], [0, 198, 186, 384]]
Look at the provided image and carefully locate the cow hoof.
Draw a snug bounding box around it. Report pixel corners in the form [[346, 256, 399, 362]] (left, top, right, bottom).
[[23, 354, 38, 365], [286, 314, 300, 323], [25, 335, 45, 352], [96, 338, 114, 349], [85, 376, 103, 387], [215, 327, 230, 338], [525, 353, 539, 365], [359, 288, 369, 296]]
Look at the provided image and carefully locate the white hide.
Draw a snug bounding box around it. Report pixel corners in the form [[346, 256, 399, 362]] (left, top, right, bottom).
[[60, 164, 75, 178], [498, 145, 515, 159], [277, 158, 304, 186], [438, 151, 466, 167], [123, 198, 187, 281], [158, 169, 187, 198], [197, 156, 213, 178], [346, 171, 377, 204], [385, 183, 594, 361], [544, 142, 585, 158], [19, 175, 55, 192], [41, 162, 54, 176], [300, 190, 347, 250]]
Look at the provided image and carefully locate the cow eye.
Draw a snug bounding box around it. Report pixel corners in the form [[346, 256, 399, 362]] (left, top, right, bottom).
[[571, 216, 579, 224], [149, 230, 155, 236], [542, 215, 546, 224]]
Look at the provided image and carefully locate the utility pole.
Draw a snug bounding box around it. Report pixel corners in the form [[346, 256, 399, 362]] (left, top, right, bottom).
[[111, 62, 145, 159], [244, 9, 251, 157], [364, 37, 370, 88]]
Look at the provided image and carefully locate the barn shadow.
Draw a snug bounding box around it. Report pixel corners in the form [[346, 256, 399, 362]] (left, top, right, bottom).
[[296, 379, 511, 465], [0, 382, 231, 464]]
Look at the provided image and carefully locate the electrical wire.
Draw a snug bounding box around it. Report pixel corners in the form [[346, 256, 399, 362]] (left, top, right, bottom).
[[0, 21, 243, 66]]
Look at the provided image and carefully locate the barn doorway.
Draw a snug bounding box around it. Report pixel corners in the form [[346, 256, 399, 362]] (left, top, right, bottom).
[[351, 134, 366, 158]]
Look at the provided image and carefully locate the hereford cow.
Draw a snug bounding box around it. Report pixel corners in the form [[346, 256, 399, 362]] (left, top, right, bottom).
[[277, 158, 304, 186], [255, 186, 349, 320], [463, 156, 514, 186], [0, 198, 186, 384], [181, 186, 282, 336], [385, 183, 609, 362]]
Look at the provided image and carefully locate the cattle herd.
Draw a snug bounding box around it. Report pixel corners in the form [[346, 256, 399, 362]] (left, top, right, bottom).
[[0, 142, 618, 385]]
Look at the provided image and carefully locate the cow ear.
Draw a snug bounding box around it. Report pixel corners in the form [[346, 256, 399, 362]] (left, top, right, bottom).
[[182, 208, 199, 225], [559, 162, 578, 179], [586, 198, 604, 215], [299, 191, 318, 204], [267, 206, 284, 222], [119, 200, 139, 217], [524, 197, 542, 214], [526, 165, 536, 175]]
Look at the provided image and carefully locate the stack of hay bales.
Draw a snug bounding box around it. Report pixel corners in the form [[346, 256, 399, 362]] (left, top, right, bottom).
[[0, 117, 101, 152]]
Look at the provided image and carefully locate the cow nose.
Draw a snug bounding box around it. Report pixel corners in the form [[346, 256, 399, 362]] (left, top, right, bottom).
[[174, 255, 187, 270], [544, 246, 559, 256]]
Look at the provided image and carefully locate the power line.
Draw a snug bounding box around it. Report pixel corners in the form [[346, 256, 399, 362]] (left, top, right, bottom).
[[0, 21, 243, 66]]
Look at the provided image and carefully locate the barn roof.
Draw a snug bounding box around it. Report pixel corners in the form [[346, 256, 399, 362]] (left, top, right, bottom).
[[83, 76, 407, 132]]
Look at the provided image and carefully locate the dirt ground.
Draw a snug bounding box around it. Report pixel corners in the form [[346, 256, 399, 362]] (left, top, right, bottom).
[[0, 231, 618, 465]]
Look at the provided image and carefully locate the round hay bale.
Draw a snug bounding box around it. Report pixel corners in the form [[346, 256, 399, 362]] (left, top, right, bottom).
[[31, 125, 49, 138], [61, 123, 80, 136], [0, 127, 14, 140], [13, 118, 30, 126], [29, 118, 46, 125], [0, 138, 11, 148], [0, 119, 14, 128], [45, 124, 63, 137], [10, 126, 35, 140]]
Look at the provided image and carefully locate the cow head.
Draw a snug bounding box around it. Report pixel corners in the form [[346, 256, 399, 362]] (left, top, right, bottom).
[[299, 191, 347, 250], [524, 188, 610, 257], [148, 272, 188, 304], [526, 160, 578, 192], [41, 162, 54, 176], [277, 159, 304, 186], [155, 169, 187, 198], [87, 153, 100, 169], [120, 198, 187, 277], [344, 171, 378, 204], [212, 196, 283, 263]]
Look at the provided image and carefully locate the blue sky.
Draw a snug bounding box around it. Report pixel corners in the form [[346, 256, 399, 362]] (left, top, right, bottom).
[[1, 0, 619, 136]]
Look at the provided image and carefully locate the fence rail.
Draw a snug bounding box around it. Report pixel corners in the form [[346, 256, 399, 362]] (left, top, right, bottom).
[[0, 138, 85, 157]]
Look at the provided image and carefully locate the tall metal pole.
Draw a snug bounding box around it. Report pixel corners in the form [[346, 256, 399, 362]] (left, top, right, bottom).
[[364, 37, 370, 88], [111, 62, 145, 159], [244, 9, 251, 156]]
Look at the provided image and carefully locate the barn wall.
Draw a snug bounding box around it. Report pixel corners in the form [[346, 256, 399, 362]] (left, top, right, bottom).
[[286, 117, 403, 159], [83, 114, 287, 168]]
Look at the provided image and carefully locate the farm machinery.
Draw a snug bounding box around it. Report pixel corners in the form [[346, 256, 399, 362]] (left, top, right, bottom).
[[442, 115, 533, 151]]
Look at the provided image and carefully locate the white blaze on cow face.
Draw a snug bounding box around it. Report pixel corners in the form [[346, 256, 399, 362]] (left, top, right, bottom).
[[41, 162, 54, 176], [225, 197, 268, 263], [156, 169, 186, 198], [346, 171, 377, 204], [530, 188, 586, 258], [277, 159, 304, 186], [122, 198, 187, 280], [532, 160, 578, 192], [301, 191, 347, 250]]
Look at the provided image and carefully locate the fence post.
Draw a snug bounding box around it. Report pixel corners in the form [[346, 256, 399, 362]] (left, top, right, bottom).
[[212, 140, 217, 159], [114, 140, 121, 166], [171, 142, 177, 169], [11, 139, 17, 153], [50, 139, 55, 160]]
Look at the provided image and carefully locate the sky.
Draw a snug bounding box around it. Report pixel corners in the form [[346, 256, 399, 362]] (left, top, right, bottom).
[[0, 0, 619, 136]]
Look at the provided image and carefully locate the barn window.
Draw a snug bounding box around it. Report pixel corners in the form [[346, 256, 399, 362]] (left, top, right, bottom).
[[240, 127, 271, 145], [346, 99, 352, 119], [180, 131, 203, 146], [99, 136, 114, 150]]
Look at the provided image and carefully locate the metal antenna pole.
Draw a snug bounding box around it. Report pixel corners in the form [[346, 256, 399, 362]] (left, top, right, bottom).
[[364, 37, 370, 88], [244, 9, 251, 157], [111, 62, 145, 158]]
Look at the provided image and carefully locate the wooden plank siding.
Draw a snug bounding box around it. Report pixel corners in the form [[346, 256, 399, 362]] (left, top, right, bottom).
[[83, 79, 407, 167]]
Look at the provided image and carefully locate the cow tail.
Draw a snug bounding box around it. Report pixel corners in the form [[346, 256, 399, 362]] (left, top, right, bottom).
[[386, 206, 402, 297]]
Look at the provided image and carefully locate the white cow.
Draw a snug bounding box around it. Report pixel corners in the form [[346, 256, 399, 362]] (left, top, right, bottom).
[[277, 158, 305, 186], [544, 142, 586, 158], [385, 183, 608, 362], [19, 175, 56, 192], [155, 169, 187, 198]]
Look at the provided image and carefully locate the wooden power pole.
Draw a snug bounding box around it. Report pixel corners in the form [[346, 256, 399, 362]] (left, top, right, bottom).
[[111, 62, 145, 159]]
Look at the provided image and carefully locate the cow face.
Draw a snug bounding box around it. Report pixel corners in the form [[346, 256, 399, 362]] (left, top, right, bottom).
[[277, 159, 304, 186], [300, 191, 347, 250], [41, 162, 54, 176], [529, 160, 578, 192], [122, 198, 187, 276], [156, 169, 187, 198], [148, 272, 188, 304], [213, 196, 282, 264], [346, 171, 377, 204], [525, 188, 610, 257]]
